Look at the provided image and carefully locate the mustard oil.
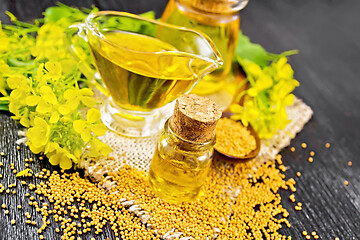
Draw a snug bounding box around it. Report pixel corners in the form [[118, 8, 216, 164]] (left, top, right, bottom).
[[88, 30, 199, 112], [148, 119, 215, 203], [162, 0, 246, 95]]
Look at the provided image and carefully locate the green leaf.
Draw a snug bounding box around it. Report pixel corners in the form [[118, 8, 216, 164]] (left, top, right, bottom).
[[44, 6, 72, 23], [235, 31, 268, 68], [0, 100, 8, 111], [0, 104, 8, 111], [140, 11, 156, 20]]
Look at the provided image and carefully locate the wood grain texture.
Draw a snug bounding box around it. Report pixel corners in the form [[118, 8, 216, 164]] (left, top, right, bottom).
[[0, 0, 359, 239]]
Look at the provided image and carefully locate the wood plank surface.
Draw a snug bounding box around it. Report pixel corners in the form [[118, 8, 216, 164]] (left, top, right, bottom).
[[0, 0, 359, 239]]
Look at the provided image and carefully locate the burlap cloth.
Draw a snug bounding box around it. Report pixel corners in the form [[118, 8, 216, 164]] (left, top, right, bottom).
[[78, 95, 313, 179]]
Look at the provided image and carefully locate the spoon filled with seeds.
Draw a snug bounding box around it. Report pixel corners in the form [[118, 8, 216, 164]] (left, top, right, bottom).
[[214, 112, 261, 163]]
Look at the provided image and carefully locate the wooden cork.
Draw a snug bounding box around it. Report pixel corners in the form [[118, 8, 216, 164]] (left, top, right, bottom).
[[171, 94, 222, 142]]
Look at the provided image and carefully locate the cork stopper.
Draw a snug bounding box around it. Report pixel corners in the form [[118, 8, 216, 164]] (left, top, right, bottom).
[[171, 94, 222, 142]]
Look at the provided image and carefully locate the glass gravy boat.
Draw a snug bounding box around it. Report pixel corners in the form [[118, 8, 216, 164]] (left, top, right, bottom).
[[66, 11, 223, 137]]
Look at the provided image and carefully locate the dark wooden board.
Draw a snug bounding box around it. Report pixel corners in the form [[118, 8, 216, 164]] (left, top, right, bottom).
[[0, 0, 359, 239]]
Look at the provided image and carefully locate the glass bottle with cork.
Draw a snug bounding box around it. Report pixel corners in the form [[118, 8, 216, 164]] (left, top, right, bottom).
[[161, 0, 249, 99], [148, 94, 222, 202]]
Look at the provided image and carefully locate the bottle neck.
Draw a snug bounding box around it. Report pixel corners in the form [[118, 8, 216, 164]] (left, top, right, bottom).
[[175, 0, 245, 24], [165, 117, 215, 152]]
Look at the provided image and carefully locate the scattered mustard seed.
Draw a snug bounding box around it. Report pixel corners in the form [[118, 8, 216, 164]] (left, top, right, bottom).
[[17, 205, 22, 209], [312, 231, 317, 236], [290, 147, 295, 152], [0, 152, 4, 156], [301, 143, 307, 149], [295, 206, 302, 211], [1, 204, 5, 209], [306, 235, 310, 239], [296, 172, 301, 177], [310, 151, 315, 156], [0, 162, 2, 166], [16, 146, 20, 150], [302, 231, 307, 236], [344, 180, 349, 186], [314, 235, 319, 239], [11, 219, 15, 225], [25, 163, 29, 167], [325, 143, 331, 148], [13, 169, 17, 174], [308, 157, 314, 163], [5, 210, 9, 215], [348, 161, 352, 166]]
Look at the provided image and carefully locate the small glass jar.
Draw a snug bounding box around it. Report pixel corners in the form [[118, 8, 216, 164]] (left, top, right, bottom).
[[161, 0, 249, 96], [148, 117, 215, 203]]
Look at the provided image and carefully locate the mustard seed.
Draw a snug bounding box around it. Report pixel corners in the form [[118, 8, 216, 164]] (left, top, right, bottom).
[[325, 143, 330, 148], [301, 143, 307, 149]]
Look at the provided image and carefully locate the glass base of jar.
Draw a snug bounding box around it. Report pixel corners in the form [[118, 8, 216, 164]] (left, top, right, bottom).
[[148, 167, 202, 203], [101, 97, 166, 137]]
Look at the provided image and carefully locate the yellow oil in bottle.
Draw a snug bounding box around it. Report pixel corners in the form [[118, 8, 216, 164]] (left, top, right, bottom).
[[148, 142, 212, 203], [148, 118, 214, 203], [88, 30, 198, 112], [162, 0, 240, 95]]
